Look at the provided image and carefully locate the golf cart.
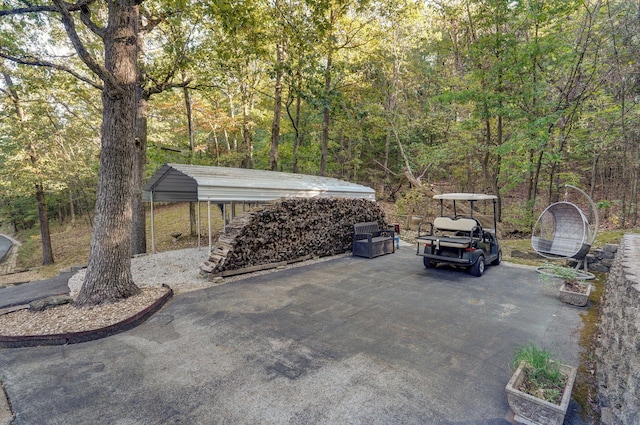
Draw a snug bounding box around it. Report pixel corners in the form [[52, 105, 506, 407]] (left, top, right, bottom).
[[415, 193, 501, 277]]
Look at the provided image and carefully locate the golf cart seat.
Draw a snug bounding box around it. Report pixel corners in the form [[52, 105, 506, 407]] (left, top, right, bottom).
[[418, 217, 483, 249]]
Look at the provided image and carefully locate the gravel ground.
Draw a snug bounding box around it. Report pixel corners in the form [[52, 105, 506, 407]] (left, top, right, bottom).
[[68, 247, 212, 296], [69, 248, 352, 296]]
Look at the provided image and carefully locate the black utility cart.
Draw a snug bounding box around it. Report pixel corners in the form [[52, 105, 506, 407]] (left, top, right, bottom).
[[416, 193, 501, 277]]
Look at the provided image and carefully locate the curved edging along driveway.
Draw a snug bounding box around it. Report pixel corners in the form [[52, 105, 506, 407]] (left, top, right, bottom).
[[0, 285, 173, 349]]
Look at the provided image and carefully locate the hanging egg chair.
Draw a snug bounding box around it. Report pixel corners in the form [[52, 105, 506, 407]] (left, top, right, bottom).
[[531, 185, 598, 280], [531, 201, 592, 260]]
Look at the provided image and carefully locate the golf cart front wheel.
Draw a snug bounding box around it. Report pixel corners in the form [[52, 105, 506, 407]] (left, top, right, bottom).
[[491, 250, 502, 266]]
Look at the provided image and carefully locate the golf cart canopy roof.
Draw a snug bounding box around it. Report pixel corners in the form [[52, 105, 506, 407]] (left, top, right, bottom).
[[433, 193, 497, 201]]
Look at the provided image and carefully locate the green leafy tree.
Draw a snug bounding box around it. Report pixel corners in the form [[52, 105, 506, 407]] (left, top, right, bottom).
[[0, 63, 101, 235], [1, 65, 55, 264], [1, 0, 143, 306], [597, 0, 640, 226]]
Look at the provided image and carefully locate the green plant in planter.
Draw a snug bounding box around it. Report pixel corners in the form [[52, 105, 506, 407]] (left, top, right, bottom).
[[539, 261, 586, 292], [511, 343, 568, 404], [506, 343, 577, 425]]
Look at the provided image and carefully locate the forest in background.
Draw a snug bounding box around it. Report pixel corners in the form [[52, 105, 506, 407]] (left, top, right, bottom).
[[1, 0, 639, 245]]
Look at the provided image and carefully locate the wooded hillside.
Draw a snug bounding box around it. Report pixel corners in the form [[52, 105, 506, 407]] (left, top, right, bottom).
[[1, 0, 638, 246]]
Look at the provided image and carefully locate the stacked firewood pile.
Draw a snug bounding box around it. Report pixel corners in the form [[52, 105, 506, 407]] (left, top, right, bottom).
[[200, 198, 387, 277]]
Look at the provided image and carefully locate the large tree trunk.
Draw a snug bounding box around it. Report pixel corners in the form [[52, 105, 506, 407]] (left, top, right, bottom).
[[131, 88, 149, 255], [292, 93, 302, 173], [383, 29, 401, 198], [30, 150, 54, 265], [76, 1, 141, 306], [632, 139, 639, 226], [240, 84, 254, 168], [184, 86, 195, 153]]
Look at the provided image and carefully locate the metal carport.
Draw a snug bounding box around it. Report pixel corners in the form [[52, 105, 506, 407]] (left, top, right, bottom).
[[142, 163, 376, 252]]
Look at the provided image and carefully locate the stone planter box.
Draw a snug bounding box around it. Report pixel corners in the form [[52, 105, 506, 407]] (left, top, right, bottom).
[[505, 361, 577, 425], [559, 282, 591, 307]]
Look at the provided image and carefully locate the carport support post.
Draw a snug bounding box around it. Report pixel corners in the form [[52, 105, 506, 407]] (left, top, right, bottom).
[[150, 190, 156, 254], [208, 201, 212, 252], [223, 204, 227, 231], [197, 201, 201, 251]]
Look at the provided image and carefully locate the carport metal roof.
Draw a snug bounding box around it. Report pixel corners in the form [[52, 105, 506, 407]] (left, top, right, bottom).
[[142, 163, 376, 253], [143, 163, 376, 203]]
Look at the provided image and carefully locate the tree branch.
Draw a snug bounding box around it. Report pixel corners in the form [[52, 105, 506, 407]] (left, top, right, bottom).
[[145, 77, 192, 96], [76, 0, 106, 38], [51, 0, 121, 92], [0, 0, 97, 17], [373, 159, 400, 177], [284, 94, 298, 134], [0, 5, 59, 17], [139, 6, 167, 34], [0, 52, 103, 90]]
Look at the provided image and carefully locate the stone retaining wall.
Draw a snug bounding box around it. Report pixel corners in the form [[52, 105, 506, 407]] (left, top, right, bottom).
[[567, 244, 618, 273], [596, 234, 640, 425], [511, 243, 618, 274]]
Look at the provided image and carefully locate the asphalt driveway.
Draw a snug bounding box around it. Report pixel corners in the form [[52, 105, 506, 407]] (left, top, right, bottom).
[[0, 247, 588, 424]]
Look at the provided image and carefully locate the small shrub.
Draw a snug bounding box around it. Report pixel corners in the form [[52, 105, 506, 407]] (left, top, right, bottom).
[[538, 262, 588, 293], [539, 261, 578, 283]]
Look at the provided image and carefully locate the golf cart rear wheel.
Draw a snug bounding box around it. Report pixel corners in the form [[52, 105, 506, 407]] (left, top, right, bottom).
[[423, 257, 435, 268], [470, 256, 485, 277]]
